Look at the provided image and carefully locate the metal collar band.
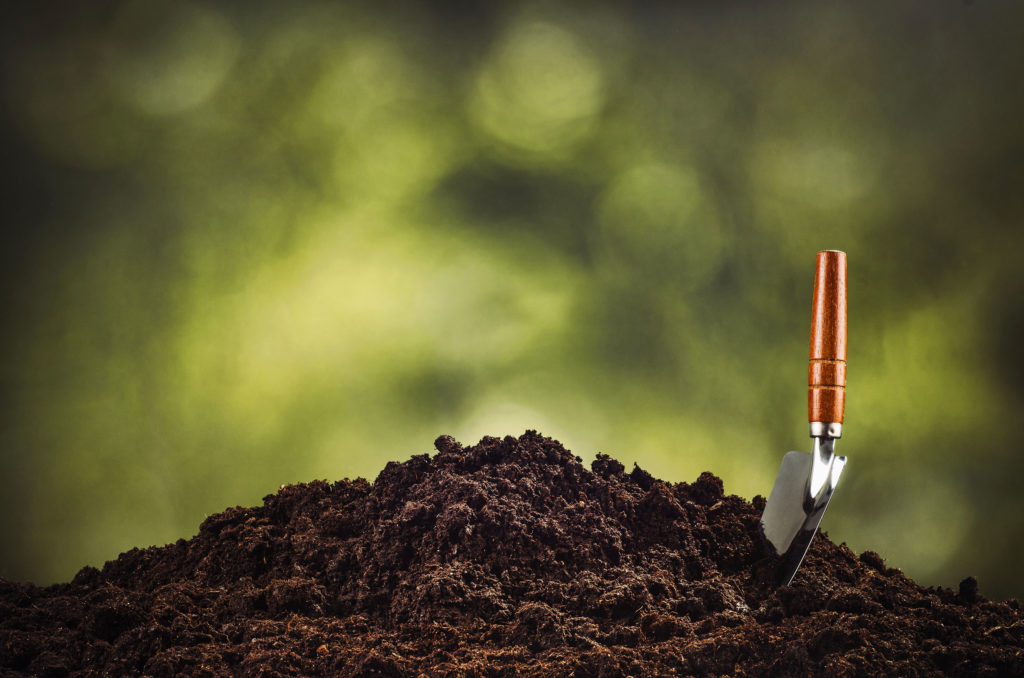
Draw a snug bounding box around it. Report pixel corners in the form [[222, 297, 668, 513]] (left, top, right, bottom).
[[809, 422, 842, 438]]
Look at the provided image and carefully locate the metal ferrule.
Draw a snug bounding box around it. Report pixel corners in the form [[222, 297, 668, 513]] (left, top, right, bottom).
[[809, 421, 842, 439]]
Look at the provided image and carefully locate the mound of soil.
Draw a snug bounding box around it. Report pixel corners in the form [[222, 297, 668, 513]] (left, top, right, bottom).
[[2, 431, 1022, 676]]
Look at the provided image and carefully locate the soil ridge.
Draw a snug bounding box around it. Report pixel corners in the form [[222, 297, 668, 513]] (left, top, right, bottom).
[[1, 431, 1021, 676]]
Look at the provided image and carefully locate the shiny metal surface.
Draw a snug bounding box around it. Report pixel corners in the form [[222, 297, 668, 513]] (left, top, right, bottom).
[[760, 436, 846, 585], [809, 422, 843, 438]]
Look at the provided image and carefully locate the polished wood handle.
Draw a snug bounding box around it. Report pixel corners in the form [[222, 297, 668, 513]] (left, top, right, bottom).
[[808, 250, 847, 424]]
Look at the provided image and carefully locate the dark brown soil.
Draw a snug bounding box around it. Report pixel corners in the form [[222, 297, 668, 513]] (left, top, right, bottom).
[[2, 431, 1022, 677]]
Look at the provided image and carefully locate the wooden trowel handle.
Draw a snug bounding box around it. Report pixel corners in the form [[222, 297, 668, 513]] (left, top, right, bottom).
[[808, 250, 847, 427]]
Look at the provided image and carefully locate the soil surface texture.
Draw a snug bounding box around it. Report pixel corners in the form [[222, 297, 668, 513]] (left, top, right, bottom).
[[2, 431, 1022, 677]]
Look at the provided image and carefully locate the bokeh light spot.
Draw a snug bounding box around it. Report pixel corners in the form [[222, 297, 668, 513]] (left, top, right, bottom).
[[753, 137, 872, 208], [596, 163, 722, 288], [103, 0, 240, 116], [470, 20, 605, 161]]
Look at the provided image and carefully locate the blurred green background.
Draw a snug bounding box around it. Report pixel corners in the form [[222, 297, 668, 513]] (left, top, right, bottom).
[[1, 1, 1022, 600]]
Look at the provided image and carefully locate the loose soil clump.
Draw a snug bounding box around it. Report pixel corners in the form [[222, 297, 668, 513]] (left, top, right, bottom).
[[2, 431, 1022, 676]]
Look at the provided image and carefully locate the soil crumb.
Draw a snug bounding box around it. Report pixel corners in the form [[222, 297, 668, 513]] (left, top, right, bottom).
[[2, 431, 1022, 676]]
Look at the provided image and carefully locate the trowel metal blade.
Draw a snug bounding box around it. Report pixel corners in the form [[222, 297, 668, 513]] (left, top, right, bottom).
[[760, 450, 846, 585]]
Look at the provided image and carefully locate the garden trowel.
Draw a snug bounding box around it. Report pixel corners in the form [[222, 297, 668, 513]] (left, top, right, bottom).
[[760, 250, 847, 585]]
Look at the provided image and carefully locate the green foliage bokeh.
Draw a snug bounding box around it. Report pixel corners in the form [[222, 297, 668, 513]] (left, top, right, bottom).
[[1, 1, 1023, 599]]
